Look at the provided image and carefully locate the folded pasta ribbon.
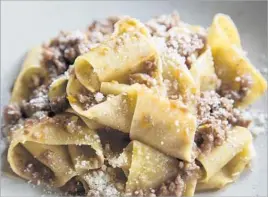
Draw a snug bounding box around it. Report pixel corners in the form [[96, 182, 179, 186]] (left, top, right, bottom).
[[74, 30, 159, 92], [190, 47, 218, 91], [197, 126, 252, 183], [11, 46, 48, 103], [119, 140, 179, 193], [208, 13, 241, 51], [212, 44, 267, 108], [130, 90, 197, 162], [208, 14, 267, 107], [7, 113, 104, 187], [197, 141, 254, 191], [67, 75, 136, 133]]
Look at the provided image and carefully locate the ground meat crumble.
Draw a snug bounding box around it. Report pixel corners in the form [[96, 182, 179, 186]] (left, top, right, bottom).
[[49, 94, 69, 114], [75, 89, 106, 111], [42, 16, 120, 82], [61, 177, 86, 196], [21, 85, 50, 117], [195, 90, 251, 153], [128, 59, 159, 87], [219, 74, 253, 102], [166, 32, 205, 68], [146, 12, 206, 69], [146, 12, 181, 37], [3, 104, 22, 125], [87, 16, 121, 44], [42, 30, 91, 80]]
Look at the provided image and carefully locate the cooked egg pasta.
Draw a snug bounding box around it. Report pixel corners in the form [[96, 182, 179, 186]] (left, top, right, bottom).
[[11, 46, 48, 103], [190, 47, 218, 91], [48, 74, 68, 100], [121, 140, 179, 193], [67, 74, 136, 133], [196, 141, 254, 191], [74, 29, 161, 92], [161, 52, 198, 115], [184, 179, 198, 197], [113, 17, 150, 37], [208, 14, 267, 107], [100, 82, 133, 96], [212, 44, 267, 107], [197, 126, 252, 182], [130, 90, 197, 161], [65, 108, 103, 130], [208, 13, 241, 51], [7, 113, 104, 187], [162, 52, 198, 99], [67, 18, 165, 133]]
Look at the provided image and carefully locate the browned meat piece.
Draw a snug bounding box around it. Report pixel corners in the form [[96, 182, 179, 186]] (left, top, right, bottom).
[[21, 85, 50, 117], [143, 60, 158, 76], [76, 93, 96, 110], [155, 160, 200, 197], [196, 90, 251, 154], [42, 30, 91, 79], [178, 160, 200, 180], [49, 94, 69, 113], [87, 16, 121, 43], [75, 90, 105, 110], [157, 175, 184, 197], [146, 12, 180, 37], [3, 104, 22, 125], [129, 73, 157, 87], [219, 74, 253, 102], [61, 178, 85, 196]]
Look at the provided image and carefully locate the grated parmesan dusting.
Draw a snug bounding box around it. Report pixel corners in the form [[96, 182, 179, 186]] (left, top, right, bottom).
[[82, 168, 122, 197], [94, 92, 105, 103], [243, 110, 268, 136]]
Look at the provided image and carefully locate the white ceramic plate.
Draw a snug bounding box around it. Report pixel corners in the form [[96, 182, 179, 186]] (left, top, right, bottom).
[[1, 1, 267, 196]]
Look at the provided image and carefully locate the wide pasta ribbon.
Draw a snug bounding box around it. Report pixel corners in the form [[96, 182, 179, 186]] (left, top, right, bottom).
[[130, 90, 197, 162], [7, 112, 104, 187], [10, 46, 48, 103], [196, 141, 254, 191], [67, 75, 136, 133], [197, 126, 253, 183], [190, 47, 218, 92], [208, 14, 267, 107], [66, 17, 163, 133], [119, 140, 179, 193], [74, 18, 162, 92]]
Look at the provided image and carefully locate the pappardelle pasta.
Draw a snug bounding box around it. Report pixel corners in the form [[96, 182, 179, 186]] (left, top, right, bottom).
[[3, 12, 267, 197]]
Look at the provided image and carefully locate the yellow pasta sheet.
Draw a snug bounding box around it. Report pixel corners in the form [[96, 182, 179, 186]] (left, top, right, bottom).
[[121, 140, 179, 192], [130, 90, 197, 161], [197, 141, 254, 191], [7, 113, 103, 187], [208, 14, 267, 107], [190, 47, 218, 91], [74, 30, 159, 92], [67, 75, 136, 133], [11, 46, 48, 103], [197, 126, 252, 182]]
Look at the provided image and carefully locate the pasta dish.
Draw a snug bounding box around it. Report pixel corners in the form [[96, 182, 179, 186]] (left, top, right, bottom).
[[2, 12, 267, 197]]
